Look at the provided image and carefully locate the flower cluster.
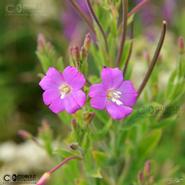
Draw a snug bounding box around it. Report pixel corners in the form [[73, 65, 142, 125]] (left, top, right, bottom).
[[39, 66, 137, 120]]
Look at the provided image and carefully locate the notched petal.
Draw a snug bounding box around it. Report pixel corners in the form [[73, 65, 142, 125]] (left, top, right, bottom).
[[63, 66, 86, 90]]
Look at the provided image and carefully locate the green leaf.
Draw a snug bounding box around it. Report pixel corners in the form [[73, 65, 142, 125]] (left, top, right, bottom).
[[36, 51, 52, 72], [85, 152, 102, 178], [94, 110, 109, 124], [58, 112, 71, 125], [36, 42, 64, 72], [152, 116, 176, 129], [75, 179, 88, 185], [138, 129, 162, 158], [54, 148, 73, 159], [124, 103, 163, 126], [55, 56, 64, 71], [92, 150, 108, 167]]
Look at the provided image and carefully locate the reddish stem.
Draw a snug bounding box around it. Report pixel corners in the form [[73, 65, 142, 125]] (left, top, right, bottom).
[[49, 156, 80, 174], [69, 0, 95, 34], [137, 21, 167, 98], [116, 0, 128, 67], [128, 0, 149, 17], [86, 0, 109, 53]]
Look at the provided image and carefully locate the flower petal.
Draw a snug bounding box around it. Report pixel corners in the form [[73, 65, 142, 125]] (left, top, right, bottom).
[[64, 94, 80, 114], [89, 84, 106, 97], [118, 81, 138, 107], [90, 96, 106, 110], [72, 90, 86, 107], [63, 66, 86, 90], [106, 101, 132, 120], [43, 89, 60, 106], [39, 67, 63, 90], [49, 98, 65, 113], [101, 67, 123, 89]]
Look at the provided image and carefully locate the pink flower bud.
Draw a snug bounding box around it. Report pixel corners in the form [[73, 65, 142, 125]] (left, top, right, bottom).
[[80, 46, 87, 60], [71, 119, 77, 128], [138, 171, 144, 183], [74, 46, 81, 61], [17, 130, 32, 140], [84, 33, 91, 50], [178, 36, 184, 54], [36, 172, 50, 185], [70, 46, 80, 63], [37, 33, 46, 51], [144, 160, 151, 176]]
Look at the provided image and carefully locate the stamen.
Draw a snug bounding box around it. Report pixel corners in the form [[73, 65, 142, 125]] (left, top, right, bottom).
[[107, 90, 123, 105], [59, 84, 71, 99]]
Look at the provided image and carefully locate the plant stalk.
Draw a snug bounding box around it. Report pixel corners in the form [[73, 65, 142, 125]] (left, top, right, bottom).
[[69, 0, 95, 35], [86, 0, 109, 53], [116, 0, 128, 67], [123, 20, 134, 75], [128, 0, 149, 17], [137, 21, 167, 98]]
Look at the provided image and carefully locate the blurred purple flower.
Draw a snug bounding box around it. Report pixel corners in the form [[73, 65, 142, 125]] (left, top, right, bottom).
[[163, 0, 176, 22], [61, 0, 91, 45], [89, 67, 138, 120], [134, 0, 176, 40], [39, 67, 86, 114]]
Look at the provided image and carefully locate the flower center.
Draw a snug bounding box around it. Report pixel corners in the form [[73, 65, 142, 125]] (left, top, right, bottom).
[[59, 84, 71, 99], [107, 90, 123, 106]]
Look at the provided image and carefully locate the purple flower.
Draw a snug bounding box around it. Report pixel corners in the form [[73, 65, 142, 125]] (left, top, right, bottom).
[[39, 67, 86, 114], [89, 67, 138, 120], [163, 0, 175, 23], [61, 0, 91, 44]]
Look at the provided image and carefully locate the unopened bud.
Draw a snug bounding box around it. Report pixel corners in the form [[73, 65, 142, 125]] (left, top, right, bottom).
[[74, 46, 80, 61], [37, 33, 46, 51], [138, 171, 144, 183], [36, 172, 50, 185], [69, 143, 79, 150], [84, 33, 91, 50], [84, 112, 95, 124], [17, 130, 32, 140], [178, 36, 184, 54], [70, 46, 80, 63], [80, 46, 87, 60], [144, 160, 151, 176], [71, 119, 77, 129]]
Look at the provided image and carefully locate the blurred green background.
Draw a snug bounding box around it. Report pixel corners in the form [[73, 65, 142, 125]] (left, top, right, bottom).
[[0, 0, 185, 184]]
